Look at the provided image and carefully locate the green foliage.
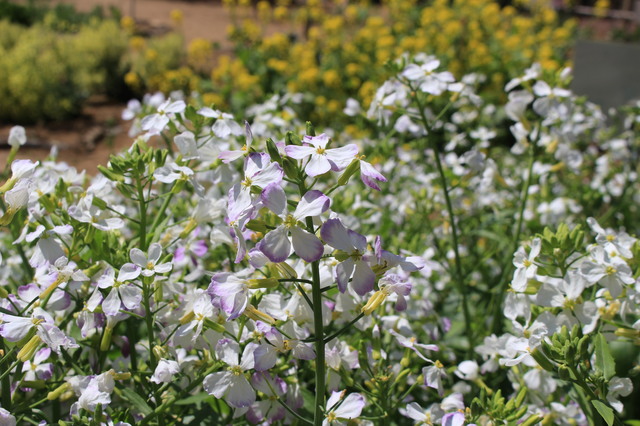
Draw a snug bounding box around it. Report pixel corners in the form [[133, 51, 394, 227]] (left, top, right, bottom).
[[0, 19, 127, 124]]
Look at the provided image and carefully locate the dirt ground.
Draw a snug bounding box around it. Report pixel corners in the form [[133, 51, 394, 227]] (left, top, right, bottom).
[[0, 0, 293, 174]]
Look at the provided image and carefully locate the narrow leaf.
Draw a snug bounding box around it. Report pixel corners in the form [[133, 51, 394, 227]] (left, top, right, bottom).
[[592, 400, 614, 426], [121, 388, 153, 416], [594, 333, 616, 380]]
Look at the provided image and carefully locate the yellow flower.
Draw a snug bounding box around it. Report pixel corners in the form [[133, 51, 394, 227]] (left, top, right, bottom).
[[170, 9, 184, 26]]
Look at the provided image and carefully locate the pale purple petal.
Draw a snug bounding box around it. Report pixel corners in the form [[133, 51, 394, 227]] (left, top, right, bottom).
[[254, 345, 277, 371], [258, 225, 291, 263], [102, 290, 122, 316], [336, 258, 355, 293], [203, 371, 232, 398], [305, 154, 332, 177], [260, 183, 287, 217], [118, 264, 141, 282], [325, 144, 359, 170], [351, 261, 375, 295], [284, 145, 315, 159], [225, 375, 256, 408], [321, 218, 354, 252], [290, 227, 324, 262], [293, 190, 331, 220], [129, 249, 147, 267], [119, 285, 143, 310], [333, 392, 365, 419]]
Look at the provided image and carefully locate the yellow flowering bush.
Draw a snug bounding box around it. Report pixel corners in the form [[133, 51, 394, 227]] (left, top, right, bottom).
[[208, 0, 576, 123], [0, 19, 127, 123]]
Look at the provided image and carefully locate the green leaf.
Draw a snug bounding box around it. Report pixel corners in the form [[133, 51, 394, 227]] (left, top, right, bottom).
[[594, 333, 616, 379], [121, 388, 153, 416], [174, 392, 212, 406], [592, 400, 614, 426], [625, 421, 640, 425]]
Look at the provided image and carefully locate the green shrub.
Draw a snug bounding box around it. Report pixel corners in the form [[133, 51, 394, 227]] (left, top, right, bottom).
[[0, 20, 128, 124]]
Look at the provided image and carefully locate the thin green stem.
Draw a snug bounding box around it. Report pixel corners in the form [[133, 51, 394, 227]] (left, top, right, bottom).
[[324, 313, 364, 344], [136, 178, 148, 252], [490, 143, 536, 335], [0, 340, 11, 410], [307, 215, 326, 426], [412, 89, 473, 353]]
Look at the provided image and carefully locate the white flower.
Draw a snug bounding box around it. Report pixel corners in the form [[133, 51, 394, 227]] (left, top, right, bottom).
[[8, 125, 26, 147], [150, 359, 180, 384], [323, 390, 365, 426], [511, 238, 541, 292]]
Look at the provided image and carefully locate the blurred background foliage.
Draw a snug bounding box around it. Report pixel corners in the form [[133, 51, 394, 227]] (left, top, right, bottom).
[[0, 0, 577, 125]]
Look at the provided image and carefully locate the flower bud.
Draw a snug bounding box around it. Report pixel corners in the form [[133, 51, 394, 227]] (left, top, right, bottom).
[[17, 335, 41, 362], [100, 326, 114, 352], [47, 383, 72, 400], [530, 348, 555, 372], [203, 318, 227, 333], [179, 311, 195, 325], [110, 371, 132, 381], [305, 121, 316, 137], [153, 345, 167, 360], [361, 290, 387, 315], [282, 157, 299, 179], [266, 138, 283, 164], [178, 219, 199, 241], [247, 278, 279, 289], [269, 262, 298, 279], [97, 165, 125, 182], [337, 158, 360, 187], [285, 131, 301, 146], [244, 305, 276, 324], [520, 414, 543, 426]]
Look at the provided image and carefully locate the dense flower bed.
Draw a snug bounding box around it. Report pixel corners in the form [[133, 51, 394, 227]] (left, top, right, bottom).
[[0, 55, 639, 425]]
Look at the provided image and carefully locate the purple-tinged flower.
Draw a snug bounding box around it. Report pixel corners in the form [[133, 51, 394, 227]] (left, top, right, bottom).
[[285, 134, 358, 177], [119, 243, 173, 281], [359, 158, 387, 191], [247, 372, 287, 424], [401, 58, 456, 95], [203, 339, 257, 408], [423, 361, 447, 396], [372, 236, 424, 275], [0, 408, 16, 426], [97, 267, 143, 316], [21, 348, 53, 381], [218, 121, 253, 163], [141, 99, 186, 134], [257, 184, 330, 263], [150, 359, 180, 384], [208, 272, 250, 320], [253, 322, 315, 371], [378, 273, 413, 311], [321, 218, 375, 295], [68, 195, 124, 231], [323, 390, 365, 426], [389, 329, 438, 362], [197, 107, 244, 138]]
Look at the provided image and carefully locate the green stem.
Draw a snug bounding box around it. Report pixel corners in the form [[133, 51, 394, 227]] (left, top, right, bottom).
[[324, 313, 364, 344], [490, 143, 536, 335], [136, 178, 148, 251], [0, 340, 11, 410], [412, 89, 473, 353], [307, 216, 326, 426], [150, 190, 175, 234]]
